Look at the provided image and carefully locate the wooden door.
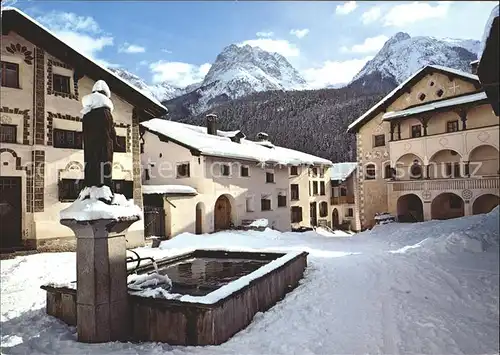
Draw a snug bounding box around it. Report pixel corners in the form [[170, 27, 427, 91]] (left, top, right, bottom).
[[195, 203, 203, 234], [214, 195, 231, 231], [310, 202, 317, 227], [0, 177, 22, 249], [143, 205, 166, 239], [332, 209, 339, 229]]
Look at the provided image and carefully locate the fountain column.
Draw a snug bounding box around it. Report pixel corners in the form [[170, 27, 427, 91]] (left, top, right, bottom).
[[59, 80, 141, 343]]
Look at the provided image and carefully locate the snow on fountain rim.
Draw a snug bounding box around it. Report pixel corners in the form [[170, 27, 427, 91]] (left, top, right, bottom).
[[60, 186, 141, 221], [131, 250, 304, 304]]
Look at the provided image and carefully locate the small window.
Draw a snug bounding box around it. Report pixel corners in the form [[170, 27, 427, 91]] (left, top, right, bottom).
[[290, 184, 299, 201], [340, 187, 347, 196], [245, 196, 254, 212], [221, 164, 230, 176], [53, 129, 82, 149], [113, 136, 127, 153], [319, 201, 328, 217], [53, 74, 71, 94], [291, 206, 303, 223], [290, 166, 298, 176], [0, 124, 16, 143], [59, 179, 85, 202], [436, 89, 444, 97], [418, 93, 426, 101], [346, 208, 354, 217], [240, 165, 249, 177], [411, 125, 422, 138], [410, 161, 423, 179], [365, 164, 376, 180], [113, 180, 133, 199], [277, 193, 287, 207], [312, 181, 318, 195], [266, 172, 274, 183], [1, 61, 19, 88], [319, 181, 326, 196], [310, 167, 318, 177], [319, 167, 325, 178], [429, 81, 435, 87], [261, 197, 271, 211], [446, 120, 459, 133], [373, 134, 385, 147], [176, 163, 190, 178], [144, 168, 150, 181], [384, 164, 394, 179]]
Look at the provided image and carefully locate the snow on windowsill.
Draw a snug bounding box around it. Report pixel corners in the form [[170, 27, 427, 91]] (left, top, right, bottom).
[[60, 186, 141, 221], [142, 184, 198, 195], [130, 251, 303, 304]]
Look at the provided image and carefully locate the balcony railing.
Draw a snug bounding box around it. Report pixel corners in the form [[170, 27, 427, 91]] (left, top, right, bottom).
[[331, 195, 355, 205], [389, 176, 500, 192]]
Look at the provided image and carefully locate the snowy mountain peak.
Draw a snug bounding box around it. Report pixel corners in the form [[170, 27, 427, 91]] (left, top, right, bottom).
[[108, 67, 184, 102], [350, 33, 479, 88]]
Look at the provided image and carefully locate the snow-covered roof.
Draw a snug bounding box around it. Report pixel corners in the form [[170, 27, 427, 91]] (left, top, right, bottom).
[[1, 7, 167, 114], [347, 65, 480, 133], [383, 92, 488, 120], [329, 162, 357, 181], [142, 185, 198, 196], [141, 119, 332, 166], [470, 59, 479, 65]]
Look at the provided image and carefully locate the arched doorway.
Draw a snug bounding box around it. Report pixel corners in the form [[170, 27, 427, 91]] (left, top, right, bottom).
[[332, 209, 339, 228], [397, 194, 423, 222], [214, 195, 232, 231], [195, 202, 204, 234], [472, 194, 500, 215], [431, 193, 464, 220]]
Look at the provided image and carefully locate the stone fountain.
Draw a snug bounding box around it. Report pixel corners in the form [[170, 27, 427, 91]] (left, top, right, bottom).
[[59, 80, 141, 343]]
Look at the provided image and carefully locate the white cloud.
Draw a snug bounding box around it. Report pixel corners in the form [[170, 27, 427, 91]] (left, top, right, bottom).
[[36, 10, 101, 34], [361, 6, 382, 24], [138, 60, 149, 66], [161, 48, 173, 54], [335, 1, 358, 15], [383, 1, 452, 27], [239, 38, 300, 58], [149, 61, 211, 87], [53, 30, 114, 58], [290, 28, 310, 39], [34, 10, 113, 61], [256, 31, 274, 38], [340, 35, 389, 53], [119, 43, 146, 53], [302, 56, 373, 88]]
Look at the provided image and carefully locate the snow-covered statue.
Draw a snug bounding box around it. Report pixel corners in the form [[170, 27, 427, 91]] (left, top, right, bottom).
[[80, 80, 117, 203]]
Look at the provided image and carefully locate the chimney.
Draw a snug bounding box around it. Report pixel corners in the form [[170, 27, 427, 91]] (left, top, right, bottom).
[[471, 60, 479, 75], [206, 114, 217, 135], [256, 132, 269, 141]]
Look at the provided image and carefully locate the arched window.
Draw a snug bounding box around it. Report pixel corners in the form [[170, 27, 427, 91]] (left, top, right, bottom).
[[384, 163, 394, 179], [319, 201, 328, 217], [365, 164, 376, 180]]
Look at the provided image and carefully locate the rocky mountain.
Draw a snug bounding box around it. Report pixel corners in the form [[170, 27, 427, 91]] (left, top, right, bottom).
[[350, 32, 479, 91], [175, 87, 382, 162], [108, 68, 184, 102], [163, 44, 309, 115]]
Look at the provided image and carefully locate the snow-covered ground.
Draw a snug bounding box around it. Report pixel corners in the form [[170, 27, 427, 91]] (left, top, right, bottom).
[[1, 209, 499, 354]]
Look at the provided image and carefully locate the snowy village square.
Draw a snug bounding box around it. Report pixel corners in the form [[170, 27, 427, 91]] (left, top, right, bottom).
[[1, 1, 499, 354]]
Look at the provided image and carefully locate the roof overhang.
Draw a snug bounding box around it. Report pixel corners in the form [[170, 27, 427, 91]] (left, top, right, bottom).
[[382, 92, 489, 121], [347, 66, 482, 133], [477, 9, 499, 116], [2, 8, 167, 119]]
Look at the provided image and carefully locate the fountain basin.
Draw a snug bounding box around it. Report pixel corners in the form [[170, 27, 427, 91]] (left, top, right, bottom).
[[41, 249, 308, 345]]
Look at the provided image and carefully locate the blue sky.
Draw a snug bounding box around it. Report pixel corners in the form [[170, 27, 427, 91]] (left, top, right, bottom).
[[5, 0, 498, 88]]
